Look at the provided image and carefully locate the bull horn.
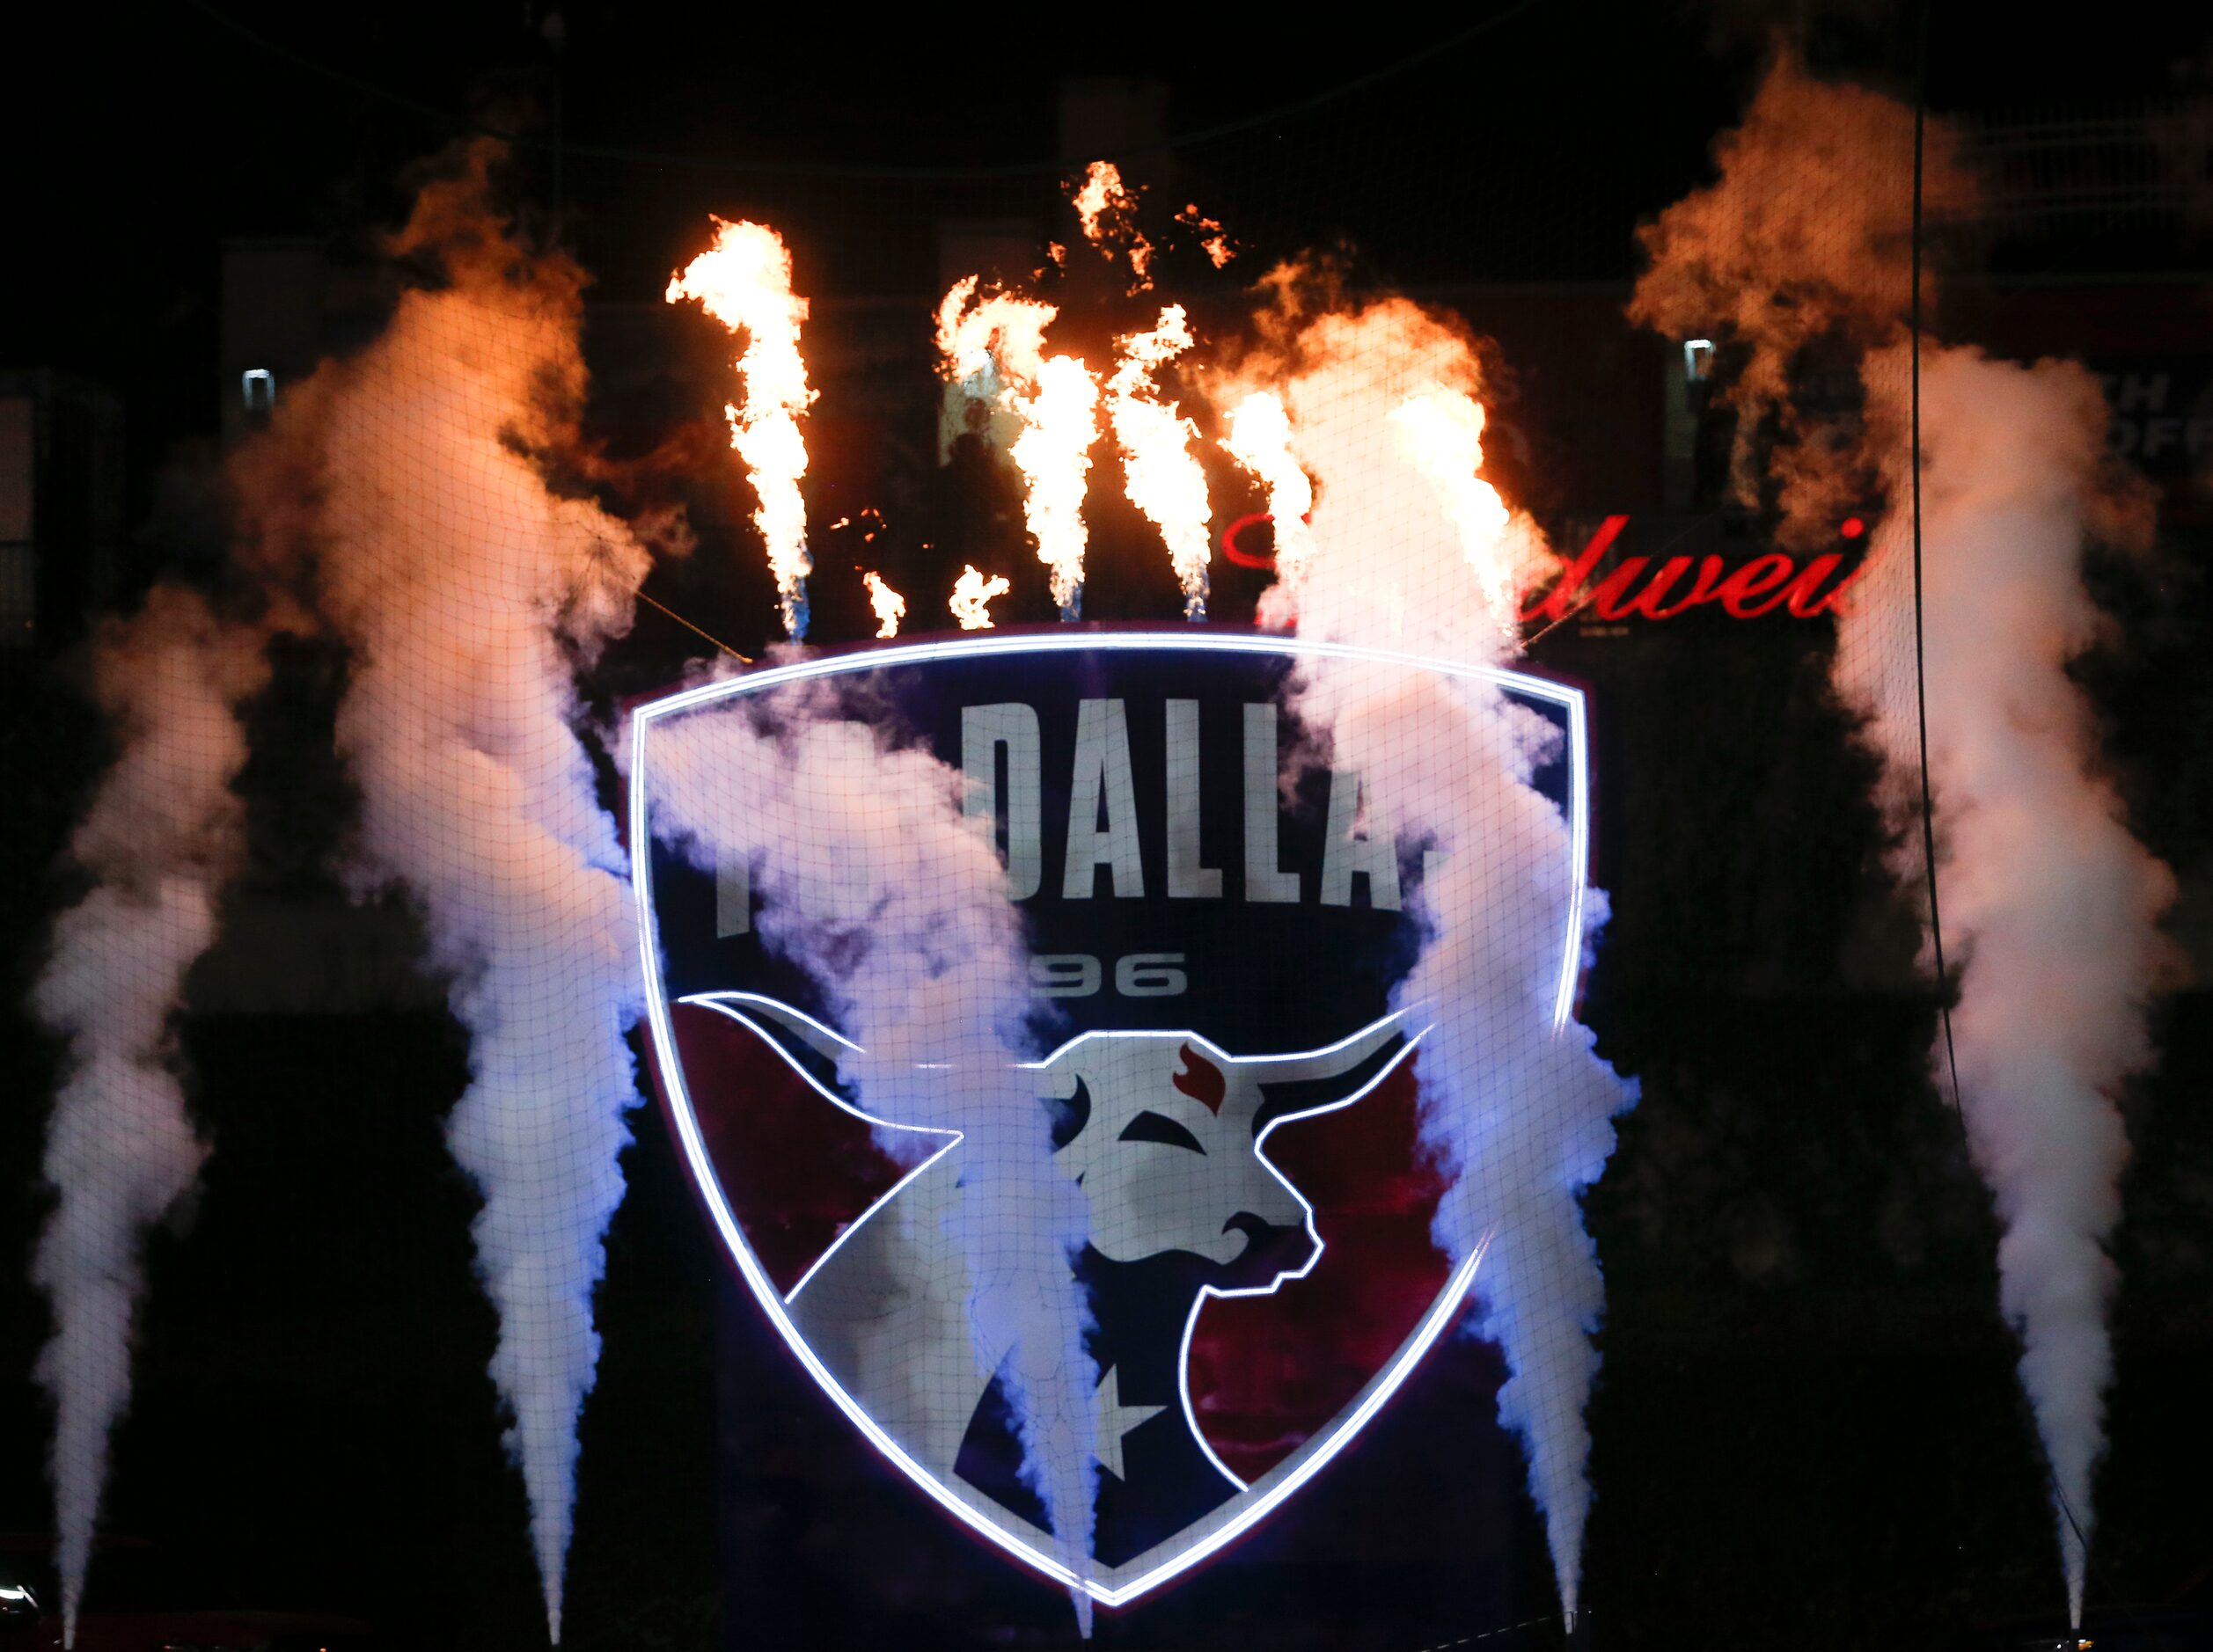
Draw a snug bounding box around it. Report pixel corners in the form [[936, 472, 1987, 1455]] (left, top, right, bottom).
[[678, 990, 861, 1104], [1244, 1009, 1426, 1131]]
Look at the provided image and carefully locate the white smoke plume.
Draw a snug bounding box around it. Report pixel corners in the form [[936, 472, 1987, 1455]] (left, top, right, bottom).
[[228, 142, 652, 1642], [641, 688, 1098, 1627], [1630, 53, 2179, 1626], [1843, 346, 2174, 1625], [31, 587, 270, 1646], [1235, 285, 1635, 1624]]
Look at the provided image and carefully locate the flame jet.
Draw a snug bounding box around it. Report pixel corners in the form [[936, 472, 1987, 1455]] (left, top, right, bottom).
[[1073, 160, 1153, 289], [32, 588, 268, 1648], [1220, 390, 1314, 618], [1392, 390, 1519, 642], [862, 571, 906, 639], [1630, 52, 2177, 1628], [937, 279, 1101, 618], [667, 218, 818, 640], [949, 564, 1012, 629], [1107, 306, 1214, 619]]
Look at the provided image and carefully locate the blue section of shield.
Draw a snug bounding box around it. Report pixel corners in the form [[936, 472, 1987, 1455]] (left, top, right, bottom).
[[648, 640, 1574, 1053]]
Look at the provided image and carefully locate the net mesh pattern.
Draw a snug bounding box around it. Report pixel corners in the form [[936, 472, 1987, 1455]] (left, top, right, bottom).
[[17, 15, 2189, 1652]]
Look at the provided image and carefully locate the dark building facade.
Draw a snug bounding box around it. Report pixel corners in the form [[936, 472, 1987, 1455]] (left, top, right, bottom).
[[0, 370, 122, 650]]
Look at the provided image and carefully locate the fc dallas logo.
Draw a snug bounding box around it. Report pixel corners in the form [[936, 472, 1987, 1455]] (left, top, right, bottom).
[[629, 632, 1588, 1609]]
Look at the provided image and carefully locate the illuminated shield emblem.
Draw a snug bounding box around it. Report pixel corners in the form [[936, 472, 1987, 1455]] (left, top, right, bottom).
[[630, 632, 1588, 1610]]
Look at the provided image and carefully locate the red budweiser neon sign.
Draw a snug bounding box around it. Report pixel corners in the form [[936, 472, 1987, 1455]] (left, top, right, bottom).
[[1521, 515, 1868, 624], [1220, 512, 1870, 624]]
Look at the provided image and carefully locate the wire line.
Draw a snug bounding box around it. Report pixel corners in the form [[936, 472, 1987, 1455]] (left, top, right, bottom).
[[633, 585, 752, 664], [1909, 5, 2122, 1624], [1909, 0, 1965, 1131]]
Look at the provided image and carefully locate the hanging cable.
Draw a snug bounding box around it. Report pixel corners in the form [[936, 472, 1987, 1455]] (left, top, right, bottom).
[[1909, 0, 1966, 1130]]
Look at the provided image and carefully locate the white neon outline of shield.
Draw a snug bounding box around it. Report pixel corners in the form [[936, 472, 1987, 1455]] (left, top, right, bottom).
[[628, 631, 1590, 1608]]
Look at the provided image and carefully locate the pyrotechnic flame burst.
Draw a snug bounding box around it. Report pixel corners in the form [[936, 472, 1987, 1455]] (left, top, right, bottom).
[[949, 565, 1012, 629], [666, 218, 817, 640], [1176, 203, 1235, 268], [936, 278, 1100, 618], [1223, 289, 1548, 647], [1014, 358, 1105, 618], [861, 570, 906, 639], [1072, 160, 1154, 290], [1390, 388, 1519, 638], [1220, 390, 1314, 613], [1107, 306, 1214, 619]]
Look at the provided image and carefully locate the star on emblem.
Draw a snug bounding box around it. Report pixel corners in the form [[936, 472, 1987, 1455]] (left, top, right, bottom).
[[1092, 1364, 1166, 1482]]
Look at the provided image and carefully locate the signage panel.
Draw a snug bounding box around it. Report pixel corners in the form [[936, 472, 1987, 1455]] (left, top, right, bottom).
[[631, 632, 1587, 1608]]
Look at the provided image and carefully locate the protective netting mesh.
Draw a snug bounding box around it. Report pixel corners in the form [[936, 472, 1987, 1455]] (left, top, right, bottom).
[[8, 13, 2205, 1652]]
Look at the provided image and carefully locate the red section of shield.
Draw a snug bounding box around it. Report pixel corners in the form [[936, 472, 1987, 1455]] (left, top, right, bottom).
[[670, 1002, 905, 1297], [667, 1006, 1453, 1483], [1187, 1057, 1453, 1484]]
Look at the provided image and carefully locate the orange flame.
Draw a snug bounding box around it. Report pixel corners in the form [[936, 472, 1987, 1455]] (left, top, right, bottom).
[[935, 276, 1053, 384], [1071, 160, 1154, 292], [936, 277, 1101, 618], [861, 571, 905, 639], [665, 218, 816, 639], [1224, 286, 1547, 651], [1012, 357, 1102, 616], [1221, 390, 1313, 613], [1107, 306, 1213, 619], [1073, 160, 1132, 249], [1390, 389, 1519, 633], [949, 565, 1011, 630], [1176, 203, 1235, 268]]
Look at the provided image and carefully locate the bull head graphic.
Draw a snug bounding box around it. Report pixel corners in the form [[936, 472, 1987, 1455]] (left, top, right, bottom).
[[679, 994, 1425, 1576], [685, 996, 1420, 1532]]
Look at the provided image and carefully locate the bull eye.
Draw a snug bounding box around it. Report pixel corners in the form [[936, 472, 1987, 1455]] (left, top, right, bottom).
[[1045, 1077, 1092, 1151], [1117, 1109, 1208, 1155]]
